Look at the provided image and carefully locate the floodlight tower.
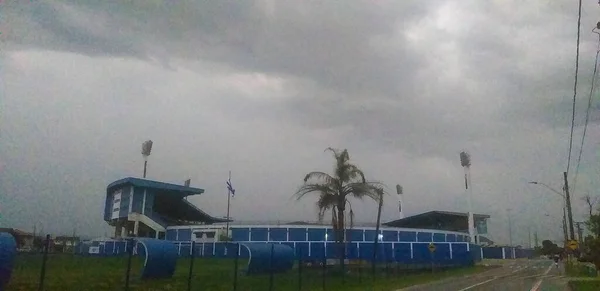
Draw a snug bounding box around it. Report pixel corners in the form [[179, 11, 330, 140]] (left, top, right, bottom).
[[141, 140, 153, 178], [396, 184, 404, 219], [460, 151, 476, 243]]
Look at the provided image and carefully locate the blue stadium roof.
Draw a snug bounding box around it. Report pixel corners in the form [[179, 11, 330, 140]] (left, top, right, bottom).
[[107, 177, 204, 197], [106, 177, 228, 224]]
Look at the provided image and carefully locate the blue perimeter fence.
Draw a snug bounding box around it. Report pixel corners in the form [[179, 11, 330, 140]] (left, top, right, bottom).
[[76, 241, 534, 266]]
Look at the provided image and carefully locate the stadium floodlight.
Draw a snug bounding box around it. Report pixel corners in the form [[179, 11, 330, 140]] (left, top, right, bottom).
[[396, 184, 404, 218], [459, 151, 475, 244], [141, 140, 153, 178]]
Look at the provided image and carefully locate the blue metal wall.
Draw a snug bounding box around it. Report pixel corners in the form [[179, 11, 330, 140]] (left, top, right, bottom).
[[76, 240, 480, 266], [76, 239, 534, 262], [178, 226, 472, 244]]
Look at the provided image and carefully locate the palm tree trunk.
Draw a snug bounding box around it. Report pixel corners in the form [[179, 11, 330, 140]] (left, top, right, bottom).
[[337, 203, 346, 272], [372, 193, 383, 276]]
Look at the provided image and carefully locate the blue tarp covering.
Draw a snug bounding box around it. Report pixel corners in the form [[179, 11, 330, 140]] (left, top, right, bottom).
[[241, 243, 294, 275], [136, 238, 178, 279], [0, 233, 16, 291]]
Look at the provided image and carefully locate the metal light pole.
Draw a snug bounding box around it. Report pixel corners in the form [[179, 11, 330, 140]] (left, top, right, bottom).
[[460, 152, 476, 243], [396, 184, 405, 220], [507, 208, 513, 246], [141, 140, 153, 178]]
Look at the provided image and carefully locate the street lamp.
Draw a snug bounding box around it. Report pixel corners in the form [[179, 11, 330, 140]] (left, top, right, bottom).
[[528, 181, 568, 244]]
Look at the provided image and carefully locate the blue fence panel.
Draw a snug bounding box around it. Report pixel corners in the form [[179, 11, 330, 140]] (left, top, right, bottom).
[[394, 243, 412, 262], [348, 229, 364, 242], [433, 233, 446, 242], [288, 228, 306, 241], [104, 241, 115, 254], [325, 242, 337, 259], [114, 241, 126, 254], [358, 242, 374, 260], [166, 230, 177, 241], [412, 243, 433, 264], [451, 243, 469, 261], [504, 247, 514, 259], [417, 232, 432, 242], [432, 243, 451, 263], [364, 230, 376, 242], [446, 234, 457, 242], [307, 228, 326, 242], [178, 229, 192, 241], [204, 243, 215, 257], [223, 243, 239, 258], [326, 229, 336, 242], [382, 243, 394, 262], [232, 228, 250, 241], [347, 242, 359, 260], [180, 244, 191, 257], [269, 228, 287, 242], [470, 244, 482, 262], [399, 231, 417, 242], [309, 242, 325, 259], [482, 247, 503, 259], [383, 230, 398, 242], [295, 242, 310, 259], [215, 243, 229, 257], [250, 228, 269, 241]]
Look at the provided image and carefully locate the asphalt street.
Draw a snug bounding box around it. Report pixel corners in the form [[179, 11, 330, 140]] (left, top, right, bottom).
[[398, 259, 568, 291]]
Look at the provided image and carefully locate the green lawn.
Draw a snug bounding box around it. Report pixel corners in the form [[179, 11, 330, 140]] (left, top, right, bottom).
[[8, 254, 490, 291], [568, 280, 600, 291]]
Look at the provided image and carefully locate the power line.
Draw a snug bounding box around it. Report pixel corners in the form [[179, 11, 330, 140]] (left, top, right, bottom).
[[567, 0, 583, 176], [572, 29, 600, 196]]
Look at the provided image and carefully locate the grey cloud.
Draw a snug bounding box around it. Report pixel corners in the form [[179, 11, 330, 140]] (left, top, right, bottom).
[[3, 0, 600, 245]]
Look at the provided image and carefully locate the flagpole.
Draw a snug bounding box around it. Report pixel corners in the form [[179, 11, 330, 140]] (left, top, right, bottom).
[[226, 171, 231, 238]]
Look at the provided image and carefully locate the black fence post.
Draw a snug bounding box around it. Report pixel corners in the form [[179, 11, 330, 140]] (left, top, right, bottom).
[[358, 258, 362, 284], [430, 251, 434, 274], [187, 241, 195, 291], [233, 243, 239, 291], [37, 234, 50, 291], [322, 252, 326, 291], [269, 244, 275, 291], [124, 238, 134, 291], [298, 248, 303, 291]]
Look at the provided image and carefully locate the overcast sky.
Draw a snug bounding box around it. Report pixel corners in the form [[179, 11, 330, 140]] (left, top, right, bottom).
[[2, 0, 600, 245]]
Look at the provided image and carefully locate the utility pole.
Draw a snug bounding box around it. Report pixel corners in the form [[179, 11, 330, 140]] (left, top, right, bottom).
[[534, 231, 539, 248], [563, 172, 576, 241]]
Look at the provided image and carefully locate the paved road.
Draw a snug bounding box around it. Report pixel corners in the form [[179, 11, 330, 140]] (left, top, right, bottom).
[[398, 259, 568, 291]]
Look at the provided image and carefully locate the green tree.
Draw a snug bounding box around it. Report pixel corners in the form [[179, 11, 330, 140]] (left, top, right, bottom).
[[584, 213, 600, 270], [294, 148, 380, 268]]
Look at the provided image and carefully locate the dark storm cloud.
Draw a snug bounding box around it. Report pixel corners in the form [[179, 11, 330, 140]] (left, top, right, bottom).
[[5, 0, 442, 98]]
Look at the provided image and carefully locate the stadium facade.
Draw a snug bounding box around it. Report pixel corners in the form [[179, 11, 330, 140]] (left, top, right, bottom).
[[104, 177, 491, 245], [92, 177, 537, 261]]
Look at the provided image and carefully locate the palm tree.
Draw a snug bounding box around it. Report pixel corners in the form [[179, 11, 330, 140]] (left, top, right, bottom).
[[294, 148, 380, 268]]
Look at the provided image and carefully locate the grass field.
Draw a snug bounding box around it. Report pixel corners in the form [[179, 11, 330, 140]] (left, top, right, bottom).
[[9, 254, 490, 291], [568, 280, 600, 291]]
